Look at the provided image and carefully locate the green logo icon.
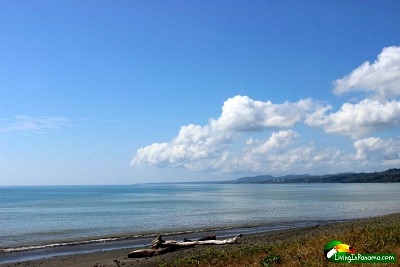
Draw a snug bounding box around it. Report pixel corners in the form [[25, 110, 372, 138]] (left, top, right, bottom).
[[324, 240, 396, 264], [324, 240, 356, 260]]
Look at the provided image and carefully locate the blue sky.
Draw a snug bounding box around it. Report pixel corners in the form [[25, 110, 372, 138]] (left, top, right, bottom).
[[1, 1, 400, 185]]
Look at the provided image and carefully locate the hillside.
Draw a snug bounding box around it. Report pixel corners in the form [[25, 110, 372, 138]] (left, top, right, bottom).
[[230, 168, 400, 183]]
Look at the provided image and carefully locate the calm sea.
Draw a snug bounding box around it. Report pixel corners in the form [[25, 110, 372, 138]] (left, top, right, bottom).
[[1, 183, 399, 260]]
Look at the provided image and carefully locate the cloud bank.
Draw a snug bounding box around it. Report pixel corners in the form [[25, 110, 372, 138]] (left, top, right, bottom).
[[132, 46, 400, 175], [133, 96, 320, 172]]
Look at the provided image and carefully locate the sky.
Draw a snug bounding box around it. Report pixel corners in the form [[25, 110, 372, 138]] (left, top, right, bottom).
[[1, 1, 400, 185]]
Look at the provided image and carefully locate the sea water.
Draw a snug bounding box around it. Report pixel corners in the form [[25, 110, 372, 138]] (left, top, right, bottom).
[[0, 183, 399, 260]]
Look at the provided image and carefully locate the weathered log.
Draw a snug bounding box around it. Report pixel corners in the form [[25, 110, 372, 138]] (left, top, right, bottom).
[[184, 234, 216, 242], [153, 234, 217, 248], [128, 246, 172, 258], [152, 234, 242, 249], [197, 233, 217, 241], [129, 234, 242, 258]]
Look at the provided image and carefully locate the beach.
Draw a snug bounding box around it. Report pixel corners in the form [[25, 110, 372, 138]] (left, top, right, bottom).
[[1, 212, 399, 267]]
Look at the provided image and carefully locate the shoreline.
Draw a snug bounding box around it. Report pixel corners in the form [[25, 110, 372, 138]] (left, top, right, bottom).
[[1, 212, 399, 267], [1, 220, 330, 264]]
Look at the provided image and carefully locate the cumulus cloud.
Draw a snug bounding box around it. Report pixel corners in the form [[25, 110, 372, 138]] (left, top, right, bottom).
[[132, 95, 356, 175], [305, 99, 400, 138], [133, 128, 344, 174], [353, 137, 400, 167], [239, 143, 357, 174], [0, 115, 68, 133], [306, 47, 400, 138], [133, 94, 400, 175], [213, 95, 317, 131], [133, 123, 234, 171], [245, 130, 300, 154], [132, 96, 322, 172], [333, 46, 400, 100], [133, 47, 400, 176]]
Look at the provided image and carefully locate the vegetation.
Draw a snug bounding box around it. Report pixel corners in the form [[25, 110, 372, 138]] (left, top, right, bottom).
[[287, 168, 400, 183], [229, 168, 400, 184], [157, 221, 400, 267]]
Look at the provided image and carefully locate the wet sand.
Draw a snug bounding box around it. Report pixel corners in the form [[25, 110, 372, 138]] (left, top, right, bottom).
[[1, 213, 399, 267]]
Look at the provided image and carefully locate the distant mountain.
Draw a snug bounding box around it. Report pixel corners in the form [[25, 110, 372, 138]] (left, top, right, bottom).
[[232, 174, 311, 183], [287, 168, 400, 183], [234, 175, 275, 183], [226, 168, 400, 184]]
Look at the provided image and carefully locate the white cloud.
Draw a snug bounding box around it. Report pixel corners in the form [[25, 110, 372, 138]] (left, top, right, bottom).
[[353, 137, 400, 164], [132, 123, 234, 170], [333, 46, 400, 100], [305, 99, 400, 138], [132, 96, 320, 172], [0, 115, 68, 134], [133, 130, 307, 174], [239, 143, 357, 174], [132, 93, 400, 175], [132, 111, 400, 175], [132, 47, 400, 177], [212, 95, 317, 131], [246, 130, 299, 154], [240, 143, 316, 173], [306, 47, 400, 138]]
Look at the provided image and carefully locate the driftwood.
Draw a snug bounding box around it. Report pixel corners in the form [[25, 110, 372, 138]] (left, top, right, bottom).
[[128, 234, 242, 258], [183, 233, 216, 242], [127, 247, 172, 258], [151, 234, 217, 248]]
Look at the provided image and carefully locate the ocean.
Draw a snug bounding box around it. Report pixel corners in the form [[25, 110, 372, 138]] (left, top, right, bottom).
[[1, 183, 399, 262]]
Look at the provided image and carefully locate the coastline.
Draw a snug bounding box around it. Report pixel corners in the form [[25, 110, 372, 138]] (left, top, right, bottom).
[[1, 212, 399, 267], [0, 221, 327, 264]]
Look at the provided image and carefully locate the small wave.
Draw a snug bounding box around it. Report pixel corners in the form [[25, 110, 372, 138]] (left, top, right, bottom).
[[0, 229, 204, 254], [0, 237, 125, 253], [0, 221, 327, 255]]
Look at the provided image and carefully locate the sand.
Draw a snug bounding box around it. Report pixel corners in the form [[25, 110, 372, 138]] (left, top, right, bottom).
[[1, 213, 400, 267]]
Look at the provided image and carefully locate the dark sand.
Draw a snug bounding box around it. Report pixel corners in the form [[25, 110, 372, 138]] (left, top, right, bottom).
[[1, 213, 400, 267]]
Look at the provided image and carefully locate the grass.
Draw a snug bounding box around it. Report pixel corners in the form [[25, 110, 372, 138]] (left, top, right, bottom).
[[157, 222, 400, 267]]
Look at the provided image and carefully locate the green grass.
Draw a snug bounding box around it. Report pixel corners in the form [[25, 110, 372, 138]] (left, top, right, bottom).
[[157, 222, 400, 267]]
